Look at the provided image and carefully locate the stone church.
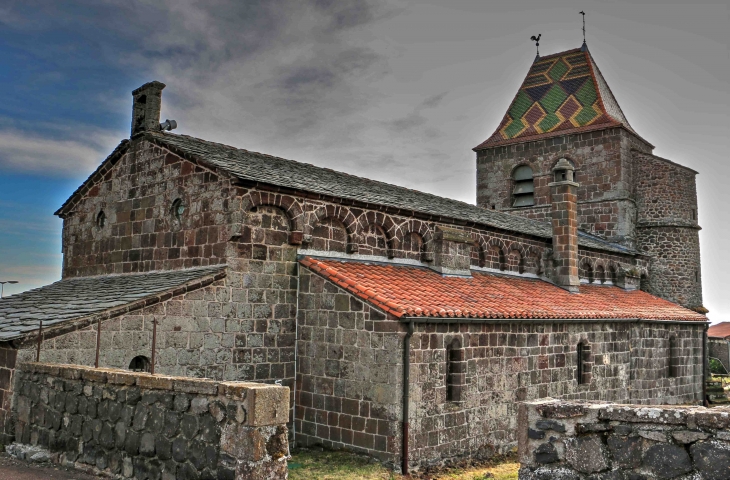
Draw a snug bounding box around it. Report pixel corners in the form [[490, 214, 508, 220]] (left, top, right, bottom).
[[0, 44, 709, 473]]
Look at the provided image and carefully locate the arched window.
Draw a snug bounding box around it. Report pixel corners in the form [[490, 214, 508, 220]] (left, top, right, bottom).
[[668, 336, 679, 378], [512, 165, 535, 207], [129, 355, 151, 373], [596, 265, 606, 284], [576, 341, 591, 385], [582, 262, 594, 284], [608, 266, 618, 285], [96, 211, 106, 228], [446, 338, 465, 402], [171, 198, 185, 221]]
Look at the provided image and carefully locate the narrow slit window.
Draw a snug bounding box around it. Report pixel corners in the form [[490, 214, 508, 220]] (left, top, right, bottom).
[[512, 165, 535, 207], [96, 211, 106, 228], [576, 341, 591, 385], [668, 336, 679, 378], [446, 338, 465, 402]]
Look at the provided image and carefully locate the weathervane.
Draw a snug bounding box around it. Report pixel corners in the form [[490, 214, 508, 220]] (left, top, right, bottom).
[[580, 11, 587, 46], [530, 34, 541, 57]]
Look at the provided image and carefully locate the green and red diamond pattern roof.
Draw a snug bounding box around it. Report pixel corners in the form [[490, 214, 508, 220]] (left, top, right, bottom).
[[474, 47, 636, 150]]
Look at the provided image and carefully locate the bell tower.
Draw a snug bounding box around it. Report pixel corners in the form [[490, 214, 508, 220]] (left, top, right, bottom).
[[474, 45, 704, 310]]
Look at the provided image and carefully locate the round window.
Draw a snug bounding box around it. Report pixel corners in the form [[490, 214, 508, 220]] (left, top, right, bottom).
[[171, 198, 185, 220]]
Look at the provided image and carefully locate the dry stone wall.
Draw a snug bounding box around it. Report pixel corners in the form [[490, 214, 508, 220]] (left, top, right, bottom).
[[10, 362, 289, 479], [518, 399, 730, 480]]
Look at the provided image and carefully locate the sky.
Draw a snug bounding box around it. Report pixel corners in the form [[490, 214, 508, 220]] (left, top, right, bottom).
[[0, 0, 727, 320]]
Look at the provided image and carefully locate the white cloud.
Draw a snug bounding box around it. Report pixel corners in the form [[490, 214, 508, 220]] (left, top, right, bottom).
[[0, 128, 119, 177]]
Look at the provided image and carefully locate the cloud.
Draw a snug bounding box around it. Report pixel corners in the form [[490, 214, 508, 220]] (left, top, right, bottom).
[[0, 128, 119, 176]]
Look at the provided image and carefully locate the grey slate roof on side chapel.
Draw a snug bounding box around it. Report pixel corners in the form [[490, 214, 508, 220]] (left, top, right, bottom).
[[144, 131, 632, 254], [0, 266, 225, 341]]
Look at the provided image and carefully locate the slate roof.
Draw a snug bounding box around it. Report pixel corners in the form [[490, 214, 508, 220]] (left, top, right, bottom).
[[708, 322, 730, 339], [0, 266, 225, 341], [474, 47, 642, 150], [144, 131, 631, 254], [300, 257, 706, 322]]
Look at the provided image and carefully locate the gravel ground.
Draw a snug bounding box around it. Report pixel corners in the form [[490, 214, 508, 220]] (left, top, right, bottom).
[[0, 452, 101, 479]]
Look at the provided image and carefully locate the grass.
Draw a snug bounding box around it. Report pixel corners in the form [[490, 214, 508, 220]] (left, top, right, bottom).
[[288, 449, 520, 480]]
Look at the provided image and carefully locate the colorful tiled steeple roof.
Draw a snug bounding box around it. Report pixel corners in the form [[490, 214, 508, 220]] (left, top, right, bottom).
[[474, 47, 636, 150]]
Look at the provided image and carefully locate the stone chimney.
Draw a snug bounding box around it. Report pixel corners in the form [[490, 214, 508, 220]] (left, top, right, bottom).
[[428, 226, 473, 277], [131, 81, 166, 137], [549, 158, 580, 292]]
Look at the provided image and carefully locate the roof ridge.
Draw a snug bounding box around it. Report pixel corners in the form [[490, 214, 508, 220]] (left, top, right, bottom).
[[150, 132, 489, 204]]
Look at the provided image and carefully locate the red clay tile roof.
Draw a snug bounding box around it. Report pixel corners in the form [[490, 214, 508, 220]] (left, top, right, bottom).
[[300, 257, 706, 322], [708, 322, 730, 338]]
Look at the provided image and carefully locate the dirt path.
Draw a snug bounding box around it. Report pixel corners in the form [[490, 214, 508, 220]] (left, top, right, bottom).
[[0, 453, 101, 479]]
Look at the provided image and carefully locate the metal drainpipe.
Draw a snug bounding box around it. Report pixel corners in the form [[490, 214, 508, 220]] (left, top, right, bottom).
[[402, 320, 414, 475], [703, 323, 709, 406]]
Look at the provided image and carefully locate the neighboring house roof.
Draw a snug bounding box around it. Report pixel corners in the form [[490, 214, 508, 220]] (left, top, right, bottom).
[[708, 322, 730, 339], [474, 47, 645, 150], [300, 257, 706, 322], [138, 131, 630, 255], [0, 266, 225, 341]]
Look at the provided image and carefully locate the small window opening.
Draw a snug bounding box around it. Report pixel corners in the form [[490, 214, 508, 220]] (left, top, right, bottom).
[[491, 205, 496, 210], [691, 209, 696, 221], [129, 355, 151, 373], [584, 263, 594, 284], [446, 338, 465, 402], [171, 198, 185, 220], [668, 336, 679, 378], [596, 265, 606, 284], [695, 270, 699, 282], [608, 266, 617, 285], [512, 165, 535, 207], [576, 341, 591, 385], [96, 211, 106, 228]]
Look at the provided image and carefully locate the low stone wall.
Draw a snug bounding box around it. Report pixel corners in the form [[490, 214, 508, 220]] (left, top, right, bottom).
[[11, 362, 290, 479], [518, 399, 730, 479]]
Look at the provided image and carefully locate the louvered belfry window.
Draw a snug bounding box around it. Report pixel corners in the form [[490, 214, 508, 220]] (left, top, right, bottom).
[[512, 165, 535, 207]]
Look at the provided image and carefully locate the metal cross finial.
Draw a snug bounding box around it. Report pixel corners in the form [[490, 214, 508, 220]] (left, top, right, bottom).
[[580, 11, 586, 44], [530, 34, 542, 57]]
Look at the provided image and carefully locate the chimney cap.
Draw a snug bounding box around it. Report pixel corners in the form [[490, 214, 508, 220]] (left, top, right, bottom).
[[132, 81, 166, 96], [552, 158, 575, 172]]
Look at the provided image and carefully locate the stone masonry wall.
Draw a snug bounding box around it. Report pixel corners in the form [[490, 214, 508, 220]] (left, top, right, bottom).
[[634, 152, 699, 226], [0, 342, 17, 445], [518, 399, 730, 480], [18, 274, 295, 387], [634, 152, 702, 310], [294, 267, 404, 468], [61, 137, 644, 299], [629, 324, 704, 405], [407, 321, 704, 469], [61, 140, 235, 278], [11, 362, 289, 479], [637, 226, 702, 309], [476, 127, 653, 247]]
